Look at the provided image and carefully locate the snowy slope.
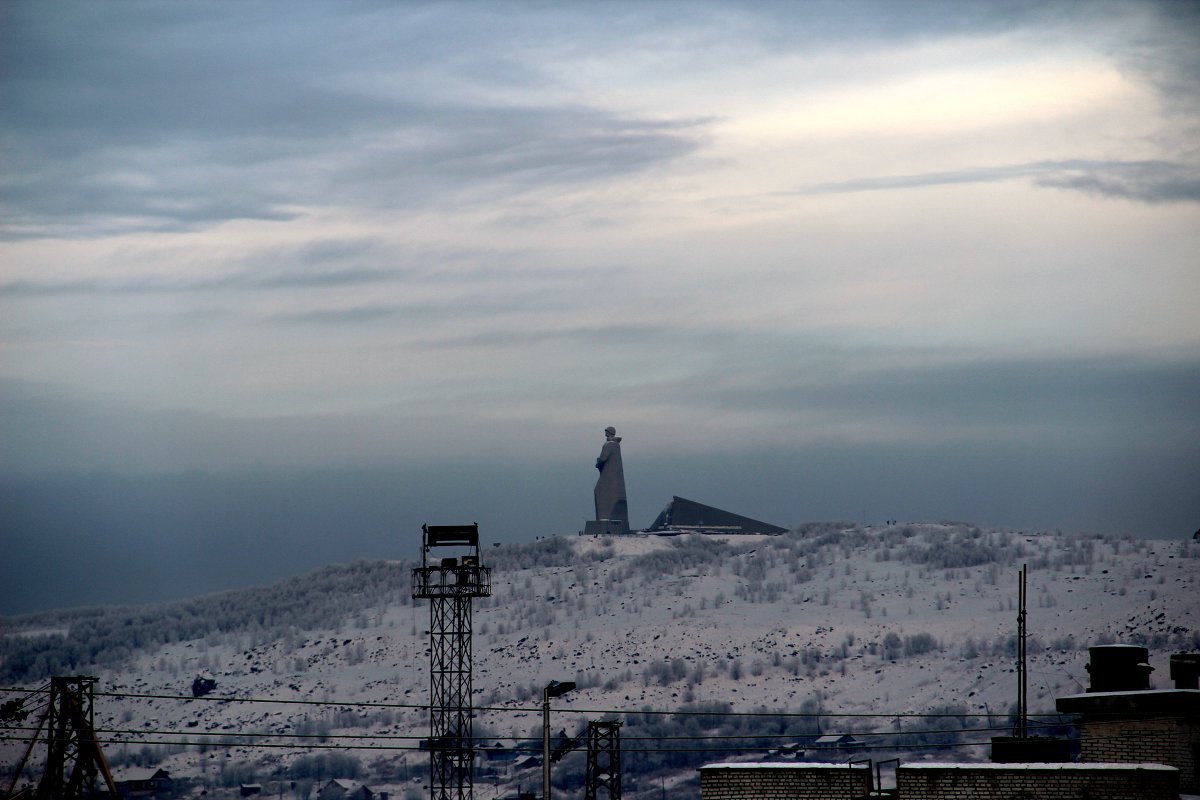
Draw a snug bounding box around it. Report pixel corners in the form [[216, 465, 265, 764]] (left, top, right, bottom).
[[3, 524, 1197, 799]]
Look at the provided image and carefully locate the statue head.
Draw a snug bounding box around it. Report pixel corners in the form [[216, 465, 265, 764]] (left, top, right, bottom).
[[605, 426, 617, 439]]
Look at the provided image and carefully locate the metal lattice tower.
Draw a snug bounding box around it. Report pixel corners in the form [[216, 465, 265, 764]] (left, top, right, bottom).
[[585, 721, 622, 800], [411, 524, 491, 800], [35, 677, 118, 800]]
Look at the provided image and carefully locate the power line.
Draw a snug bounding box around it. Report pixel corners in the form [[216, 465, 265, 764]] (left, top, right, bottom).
[[0, 687, 1087, 719], [0, 726, 1179, 758], [0, 733, 998, 754], [0, 723, 1022, 745], [92, 691, 428, 711], [0, 684, 1177, 739], [77, 721, 1046, 741], [1, 709, 1071, 746], [6, 720, 1183, 750]]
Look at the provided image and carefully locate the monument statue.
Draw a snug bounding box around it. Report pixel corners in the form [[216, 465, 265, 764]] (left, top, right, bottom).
[[586, 426, 630, 535]]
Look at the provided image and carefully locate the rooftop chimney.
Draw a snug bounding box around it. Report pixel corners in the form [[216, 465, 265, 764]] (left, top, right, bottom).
[[1169, 653, 1200, 690], [1086, 644, 1153, 692]]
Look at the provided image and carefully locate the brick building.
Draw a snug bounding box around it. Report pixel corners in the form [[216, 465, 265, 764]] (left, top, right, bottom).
[[1056, 687, 1200, 793], [699, 761, 1180, 800], [699, 762, 870, 799], [896, 762, 1178, 800], [701, 644, 1199, 799]]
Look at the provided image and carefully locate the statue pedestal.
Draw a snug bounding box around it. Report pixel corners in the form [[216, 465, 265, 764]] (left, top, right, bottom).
[[584, 519, 630, 536]]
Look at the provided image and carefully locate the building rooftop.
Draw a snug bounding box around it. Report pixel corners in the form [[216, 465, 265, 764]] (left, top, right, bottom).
[[900, 762, 1178, 772], [701, 762, 868, 770], [1056, 687, 1200, 715]]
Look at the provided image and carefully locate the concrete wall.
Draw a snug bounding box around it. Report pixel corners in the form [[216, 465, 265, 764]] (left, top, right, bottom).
[[700, 763, 869, 800], [897, 762, 1179, 800]]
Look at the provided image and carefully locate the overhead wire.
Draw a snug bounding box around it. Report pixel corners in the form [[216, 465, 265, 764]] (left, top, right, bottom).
[[51, 721, 1035, 741], [0, 727, 1183, 757], [0, 732, 1002, 754], [1, 686, 1087, 719], [7, 719, 1181, 750]]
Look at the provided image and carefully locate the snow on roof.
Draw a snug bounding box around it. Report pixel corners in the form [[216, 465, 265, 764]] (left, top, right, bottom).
[[1056, 688, 1200, 700], [900, 762, 1178, 772], [702, 762, 1179, 773], [116, 769, 168, 783], [701, 762, 868, 770], [1088, 644, 1146, 649]]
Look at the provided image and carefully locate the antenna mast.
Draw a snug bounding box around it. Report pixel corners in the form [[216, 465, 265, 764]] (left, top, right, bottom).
[[1016, 563, 1028, 739]]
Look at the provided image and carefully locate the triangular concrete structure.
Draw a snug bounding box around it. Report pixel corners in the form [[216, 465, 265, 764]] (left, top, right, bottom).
[[645, 496, 787, 535]]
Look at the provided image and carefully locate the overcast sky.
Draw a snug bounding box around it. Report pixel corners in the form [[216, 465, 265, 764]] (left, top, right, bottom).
[[2, 1, 1198, 613]]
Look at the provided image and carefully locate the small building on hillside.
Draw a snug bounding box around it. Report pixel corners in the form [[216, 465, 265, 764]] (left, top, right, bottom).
[[316, 779, 374, 800], [811, 733, 863, 751], [763, 742, 805, 761], [479, 740, 520, 763], [113, 769, 173, 800], [512, 754, 541, 771]]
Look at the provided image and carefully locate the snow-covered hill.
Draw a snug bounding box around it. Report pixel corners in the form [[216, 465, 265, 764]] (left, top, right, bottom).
[[3, 524, 1198, 799]]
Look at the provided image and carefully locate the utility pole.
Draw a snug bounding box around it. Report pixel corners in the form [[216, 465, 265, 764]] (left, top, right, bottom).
[[542, 681, 575, 800]]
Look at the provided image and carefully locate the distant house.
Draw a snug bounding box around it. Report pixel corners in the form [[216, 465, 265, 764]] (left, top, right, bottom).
[[239, 785, 262, 797], [512, 754, 542, 771], [114, 769, 173, 800], [765, 742, 805, 761], [479, 741, 519, 763], [812, 734, 863, 750], [316, 779, 373, 800]]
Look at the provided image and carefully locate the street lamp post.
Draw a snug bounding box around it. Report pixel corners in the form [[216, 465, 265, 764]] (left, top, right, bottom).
[[542, 680, 575, 800]]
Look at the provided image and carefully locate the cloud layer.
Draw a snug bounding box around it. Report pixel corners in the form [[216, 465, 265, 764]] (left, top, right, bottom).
[[2, 1, 1199, 609]]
